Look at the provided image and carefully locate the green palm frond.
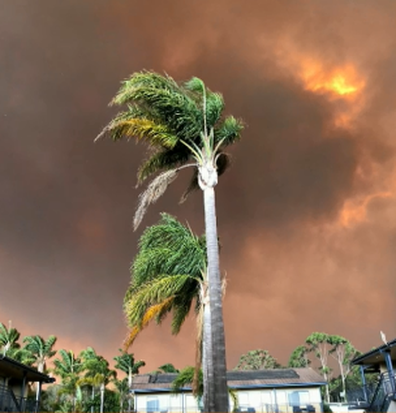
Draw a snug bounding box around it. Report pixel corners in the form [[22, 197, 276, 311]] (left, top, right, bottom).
[[103, 118, 178, 148], [137, 147, 191, 184], [130, 214, 206, 289], [214, 115, 244, 147], [109, 72, 203, 142], [124, 274, 193, 327]]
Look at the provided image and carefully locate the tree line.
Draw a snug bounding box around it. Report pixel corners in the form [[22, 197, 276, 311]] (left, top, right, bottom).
[[0, 321, 145, 413], [234, 332, 372, 404], [1, 320, 371, 411]]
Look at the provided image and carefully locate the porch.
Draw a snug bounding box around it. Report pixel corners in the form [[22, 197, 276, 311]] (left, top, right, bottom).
[[0, 355, 55, 413]]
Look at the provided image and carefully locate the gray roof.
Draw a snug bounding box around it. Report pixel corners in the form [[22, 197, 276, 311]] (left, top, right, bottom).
[[133, 368, 326, 393]]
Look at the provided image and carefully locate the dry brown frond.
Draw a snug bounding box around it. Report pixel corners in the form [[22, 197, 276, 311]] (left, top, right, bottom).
[[94, 125, 109, 142], [123, 297, 175, 351], [133, 169, 179, 230]]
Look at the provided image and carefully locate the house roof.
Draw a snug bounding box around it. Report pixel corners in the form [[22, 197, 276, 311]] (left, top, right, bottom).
[[351, 338, 396, 367], [132, 368, 326, 393], [0, 355, 55, 383]]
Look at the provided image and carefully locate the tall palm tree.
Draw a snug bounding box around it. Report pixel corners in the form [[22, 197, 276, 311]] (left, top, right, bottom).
[[97, 71, 243, 412], [23, 335, 57, 406], [0, 321, 21, 356], [53, 349, 83, 412], [114, 350, 145, 413]]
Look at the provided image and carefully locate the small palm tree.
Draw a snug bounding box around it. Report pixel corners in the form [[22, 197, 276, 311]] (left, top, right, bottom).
[[53, 350, 83, 412], [97, 71, 244, 412], [0, 321, 21, 356], [113, 378, 129, 413], [23, 334, 57, 406], [124, 213, 210, 393], [157, 363, 180, 374], [172, 367, 238, 412], [79, 347, 116, 413], [114, 350, 145, 413], [124, 214, 207, 347]]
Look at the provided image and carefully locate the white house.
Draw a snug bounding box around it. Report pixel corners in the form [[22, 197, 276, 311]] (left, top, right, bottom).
[[132, 368, 326, 413]]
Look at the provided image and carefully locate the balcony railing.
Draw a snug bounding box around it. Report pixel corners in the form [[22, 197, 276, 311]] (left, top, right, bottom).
[[0, 384, 38, 413]]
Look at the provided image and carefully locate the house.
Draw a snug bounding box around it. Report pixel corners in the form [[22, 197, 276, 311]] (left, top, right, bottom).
[[0, 354, 55, 413], [132, 368, 326, 413], [349, 338, 396, 413]]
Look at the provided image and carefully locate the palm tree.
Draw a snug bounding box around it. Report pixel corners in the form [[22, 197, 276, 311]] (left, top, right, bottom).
[[79, 347, 116, 413], [0, 321, 21, 356], [23, 335, 57, 372], [114, 350, 145, 413], [23, 335, 57, 407], [97, 71, 243, 412], [53, 349, 83, 412], [113, 378, 129, 413], [157, 363, 180, 374], [123, 214, 209, 397], [172, 366, 238, 412]]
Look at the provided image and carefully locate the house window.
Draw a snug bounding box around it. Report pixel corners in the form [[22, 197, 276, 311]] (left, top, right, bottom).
[[147, 397, 159, 412], [288, 390, 311, 412], [238, 391, 250, 407]]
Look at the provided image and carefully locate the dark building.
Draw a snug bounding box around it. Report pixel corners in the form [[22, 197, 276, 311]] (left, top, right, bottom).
[[0, 355, 55, 413]]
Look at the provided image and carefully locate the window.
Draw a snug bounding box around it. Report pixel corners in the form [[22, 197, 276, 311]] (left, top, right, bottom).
[[147, 397, 159, 412], [288, 390, 310, 406]]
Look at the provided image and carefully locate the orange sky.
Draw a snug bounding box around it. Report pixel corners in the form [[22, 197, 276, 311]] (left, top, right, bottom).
[[1, 0, 396, 373]]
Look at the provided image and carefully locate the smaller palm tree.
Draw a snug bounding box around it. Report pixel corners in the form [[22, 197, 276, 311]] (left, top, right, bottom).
[[53, 350, 83, 412], [114, 350, 145, 413], [79, 347, 116, 413], [23, 335, 57, 406], [157, 363, 180, 374], [172, 367, 238, 412], [0, 321, 21, 356], [23, 335, 57, 372], [113, 378, 129, 413], [123, 213, 207, 348]]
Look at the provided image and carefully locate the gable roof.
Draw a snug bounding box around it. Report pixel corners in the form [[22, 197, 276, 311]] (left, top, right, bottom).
[[133, 368, 326, 393], [0, 355, 55, 383]]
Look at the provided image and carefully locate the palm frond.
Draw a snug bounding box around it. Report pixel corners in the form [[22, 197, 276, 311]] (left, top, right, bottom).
[[111, 71, 180, 106], [110, 72, 203, 143], [137, 147, 191, 184], [99, 118, 178, 149], [133, 170, 179, 231], [214, 115, 244, 147], [179, 169, 199, 204], [123, 297, 175, 350], [124, 274, 193, 327], [131, 214, 206, 287], [206, 92, 225, 127]]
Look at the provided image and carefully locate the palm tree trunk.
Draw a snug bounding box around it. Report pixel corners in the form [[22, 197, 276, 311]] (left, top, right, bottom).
[[202, 299, 213, 411], [202, 185, 229, 412], [128, 372, 132, 413], [91, 387, 95, 413], [100, 383, 105, 413]]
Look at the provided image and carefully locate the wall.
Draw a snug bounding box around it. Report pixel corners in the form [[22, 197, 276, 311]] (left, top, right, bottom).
[[135, 386, 323, 413]]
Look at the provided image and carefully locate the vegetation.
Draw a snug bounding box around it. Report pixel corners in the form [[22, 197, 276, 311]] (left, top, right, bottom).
[[97, 70, 244, 412], [0, 320, 380, 411], [234, 349, 281, 370]]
